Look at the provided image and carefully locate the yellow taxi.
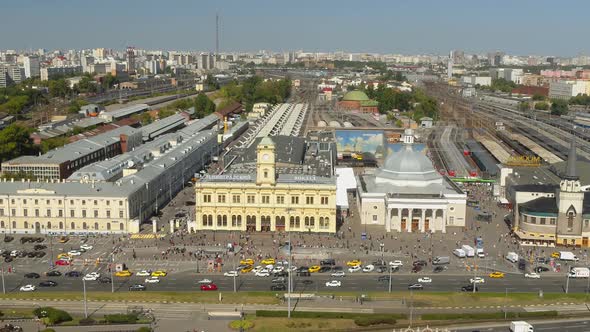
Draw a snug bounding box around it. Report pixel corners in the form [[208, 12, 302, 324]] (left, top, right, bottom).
[[488, 272, 505, 278], [151, 270, 167, 277], [115, 270, 132, 277], [551, 252, 560, 259], [308, 265, 321, 273], [58, 236, 69, 243], [240, 259, 255, 266], [57, 253, 70, 260], [261, 258, 275, 265], [241, 266, 254, 273], [346, 260, 362, 267]]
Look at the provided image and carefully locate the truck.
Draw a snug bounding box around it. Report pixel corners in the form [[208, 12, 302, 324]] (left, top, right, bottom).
[[560, 251, 579, 261], [506, 252, 519, 263], [453, 249, 466, 258], [518, 258, 526, 271], [433, 256, 450, 265], [476, 248, 485, 258], [569, 267, 590, 278], [461, 245, 475, 257], [510, 321, 534, 332]]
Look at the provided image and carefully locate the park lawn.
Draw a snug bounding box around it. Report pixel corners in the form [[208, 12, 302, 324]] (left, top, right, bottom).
[[0, 308, 35, 319], [0, 291, 280, 305], [249, 317, 355, 332]]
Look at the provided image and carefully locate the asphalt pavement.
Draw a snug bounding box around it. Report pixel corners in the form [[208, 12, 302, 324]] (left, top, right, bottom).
[[452, 317, 590, 332]]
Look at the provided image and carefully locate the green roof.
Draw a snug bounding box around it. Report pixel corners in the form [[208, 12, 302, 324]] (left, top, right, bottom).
[[342, 90, 370, 101], [360, 100, 379, 107], [259, 136, 275, 146]]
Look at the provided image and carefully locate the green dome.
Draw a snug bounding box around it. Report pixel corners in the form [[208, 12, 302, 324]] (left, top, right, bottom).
[[342, 90, 370, 101]]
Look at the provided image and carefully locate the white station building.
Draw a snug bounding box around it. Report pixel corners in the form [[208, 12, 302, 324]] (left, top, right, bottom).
[[357, 130, 467, 233]]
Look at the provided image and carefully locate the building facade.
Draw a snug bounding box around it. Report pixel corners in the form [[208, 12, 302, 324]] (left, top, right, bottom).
[[549, 80, 589, 100], [193, 137, 337, 233], [337, 90, 379, 114], [23, 56, 40, 78], [357, 130, 467, 233]]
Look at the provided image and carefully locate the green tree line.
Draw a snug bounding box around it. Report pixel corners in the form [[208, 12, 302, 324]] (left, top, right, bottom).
[[218, 76, 292, 112]]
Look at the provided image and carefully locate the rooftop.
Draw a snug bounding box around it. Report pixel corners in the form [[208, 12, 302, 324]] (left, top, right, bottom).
[[342, 90, 370, 101]]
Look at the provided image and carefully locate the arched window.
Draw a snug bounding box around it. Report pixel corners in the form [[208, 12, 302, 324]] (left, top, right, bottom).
[[47, 221, 51, 229], [232, 215, 237, 227], [304, 217, 309, 226], [208, 215, 213, 226], [237, 215, 242, 227], [222, 215, 227, 226], [290, 216, 295, 227], [94, 222, 99, 230], [310, 217, 315, 227], [202, 214, 208, 226], [24, 221, 28, 229], [59, 222, 63, 229], [82, 222, 87, 230], [70, 222, 75, 230], [217, 215, 222, 226], [119, 223, 124, 230], [107, 223, 111, 231], [12, 221, 16, 229], [0, 221, 4, 228]]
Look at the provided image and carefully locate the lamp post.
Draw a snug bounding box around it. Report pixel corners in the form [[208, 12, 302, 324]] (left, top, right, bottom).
[[83, 277, 88, 318], [0, 263, 5, 294], [285, 207, 294, 319], [111, 251, 115, 293]]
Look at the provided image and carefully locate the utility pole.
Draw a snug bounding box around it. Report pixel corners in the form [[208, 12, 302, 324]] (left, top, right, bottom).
[[111, 252, 115, 293], [233, 253, 237, 293], [566, 273, 570, 294], [83, 278, 88, 318], [388, 264, 392, 293], [286, 207, 294, 319], [504, 288, 507, 319], [1, 263, 5, 294]]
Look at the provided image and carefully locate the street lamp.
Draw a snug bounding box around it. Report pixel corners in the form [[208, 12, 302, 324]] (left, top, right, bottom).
[[285, 207, 294, 319], [83, 277, 88, 318]]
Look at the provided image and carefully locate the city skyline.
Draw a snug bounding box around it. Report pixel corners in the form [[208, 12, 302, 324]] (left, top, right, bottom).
[[1, 0, 590, 56]]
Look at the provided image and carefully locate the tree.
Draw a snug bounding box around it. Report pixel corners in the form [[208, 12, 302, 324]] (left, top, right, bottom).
[[0, 95, 29, 115], [75, 75, 97, 94], [490, 78, 517, 93], [518, 102, 530, 112], [570, 94, 590, 106], [535, 101, 549, 110], [194, 93, 216, 118], [158, 109, 175, 119], [103, 73, 119, 89], [532, 94, 546, 101], [551, 99, 569, 115], [40, 137, 68, 154], [48, 79, 71, 98], [140, 112, 153, 125], [0, 124, 36, 162]]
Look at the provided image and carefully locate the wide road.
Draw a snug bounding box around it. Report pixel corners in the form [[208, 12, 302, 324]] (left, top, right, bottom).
[[2, 271, 588, 294], [453, 317, 590, 332]]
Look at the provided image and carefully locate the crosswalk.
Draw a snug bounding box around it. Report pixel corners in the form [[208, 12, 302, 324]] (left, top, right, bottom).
[[130, 233, 166, 239]]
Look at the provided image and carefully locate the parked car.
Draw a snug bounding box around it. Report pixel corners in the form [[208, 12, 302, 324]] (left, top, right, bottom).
[[320, 259, 336, 266], [39, 280, 58, 287], [3, 236, 14, 243], [55, 260, 70, 266], [348, 265, 362, 273], [433, 266, 446, 273], [461, 285, 479, 292], [25, 273, 40, 279], [525, 272, 541, 279], [535, 266, 550, 273], [362, 265, 375, 273], [45, 270, 61, 277], [98, 276, 112, 284], [413, 260, 428, 267], [411, 265, 423, 273], [408, 283, 423, 290], [270, 283, 286, 291], [33, 245, 47, 251], [129, 284, 146, 291], [200, 284, 218, 291], [65, 271, 82, 277], [325, 280, 342, 287]]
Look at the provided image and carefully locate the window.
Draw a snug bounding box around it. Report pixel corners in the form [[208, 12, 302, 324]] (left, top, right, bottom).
[[262, 195, 270, 204], [70, 200, 74, 205], [306, 196, 314, 205], [291, 196, 299, 204], [23, 209, 27, 217], [0, 209, 3, 216], [106, 200, 110, 206], [290, 216, 301, 228], [46, 200, 50, 205], [236, 215, 242, 227], [94, 210, 98, 218], [35, 209, 39, 217], [11, 209, 15, 216], [320, 217, 329, 229], [277, 196, 284, 204], [568, 213, 574, 229], [523, 215, 528, 222], [58, 210, 63, 217], [217, 215, 222, 227], [82, 200, 86, 205], [202, 214, 208, 227], [585, 220, 590, 228], [222, 215, 228, 226], [70, 210, 75, 217], [82, 210, 87, 218], [46, 209, 51, 217], [119, 201, 123, 206], [247, 195, 256, 204], [23, 199, 26, 204], [321, 196, 329, 205], [373, 215, 378, 221], [264, 170, 268, 178], [217, 195, 226, 203], [94, 200, 97, 205], [119, 211, 124, 218], [203, 194, 212, 203], [540, 218, 546, 225], [34, 199, 38, 205], [550, 218, 556, 225], [106, 211, 111, 218], [530, 217, 536, 224], [0, 199, 3, 204], [232, 195, 241, 204]]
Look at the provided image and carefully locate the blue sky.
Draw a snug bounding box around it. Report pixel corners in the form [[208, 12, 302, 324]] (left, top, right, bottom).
[[1, 0, 589, 55]]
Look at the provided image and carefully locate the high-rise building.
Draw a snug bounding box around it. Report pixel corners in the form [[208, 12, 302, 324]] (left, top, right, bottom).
[[0, 64, 25, 87], [126, 47, 136, 74], [23, 55, 40, 78], [145, 60, 159, 74], [81, 56, 94, 73]]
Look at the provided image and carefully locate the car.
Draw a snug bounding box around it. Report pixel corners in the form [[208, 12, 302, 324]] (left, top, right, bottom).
[[319, 266, 331, 273], [362, 264, 375, 273], [308, 265, 321, 273], [408, 283, 423, 290], [418, 277, 432, 283], [261, 258, 275, 265], [39, 280, 58, 287], [272, 266, 284, 274], [389, 260, 404, 267], [45, 270, 61, 277], [272, 277, 286, 284], [331, 271, 346, 277], [332, 266, 343, 271], [461, 285, 479, 292], [33, 245, 47, 251], [252, 266, 264, 273], [411, 265, 423, 273], [325, 280, 342, 287], [19, 285, 36, 292], [525, 272, 541, 279], [551, 252, 560, 259], [33, 237, 44, 243], [297, 266, 309, 272], [469, 277, 485, 284], [241, 266, 254, 273], [57, 253, 70, 260], [224, 271, 238, 277], [3, 257, 12, 263], [289, 266, 298, 272], [488, 272, 505, 278], [346, 260, 362, 267], [58, 236, 69, 243], [145, 277, 160, 284], [129, 284, 146, 291], [198, 278, 212, 284], [20, 237, 31, 244], [348, 265, 362, 273], [115, 270, 132, 277], [136, 270, 151, 277], [10, 250, 19, 257], [297, 271, 311, 277], [270, 284, 286, 291], [413, 260, 428, 267], [255, 271, 270, 277], [274, 271, 288, 278], [240, 259, 255, 265], [433, 266, 446, 273], [55, 259, 70, 266], [151, 270, 167, 277], [536, 266, 550, 273], [302, 279, 314, 285], [535, 257, 548, 264], [80, 244, 93, 251], [83, 272, 100, 281], [320, 259, 336, 266], [34, 251, 46, 258], [3, 236, 14, 243], [18, 251, 28, 258], [27, 252, 37, 258], [200, 284, 218, 291], [65, 271, 82, 277], [378, 275, 390, 282], [97, 276, 112, 284], [376, 266, 387, 273], [25, 272, 40, 279]]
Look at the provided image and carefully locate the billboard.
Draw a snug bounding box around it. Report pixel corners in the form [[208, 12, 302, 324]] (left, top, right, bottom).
[[335, 130, 384, 160]]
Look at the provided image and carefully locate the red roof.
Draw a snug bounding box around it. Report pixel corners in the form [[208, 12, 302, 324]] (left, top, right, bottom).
[[322, 87, 333, 92]]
